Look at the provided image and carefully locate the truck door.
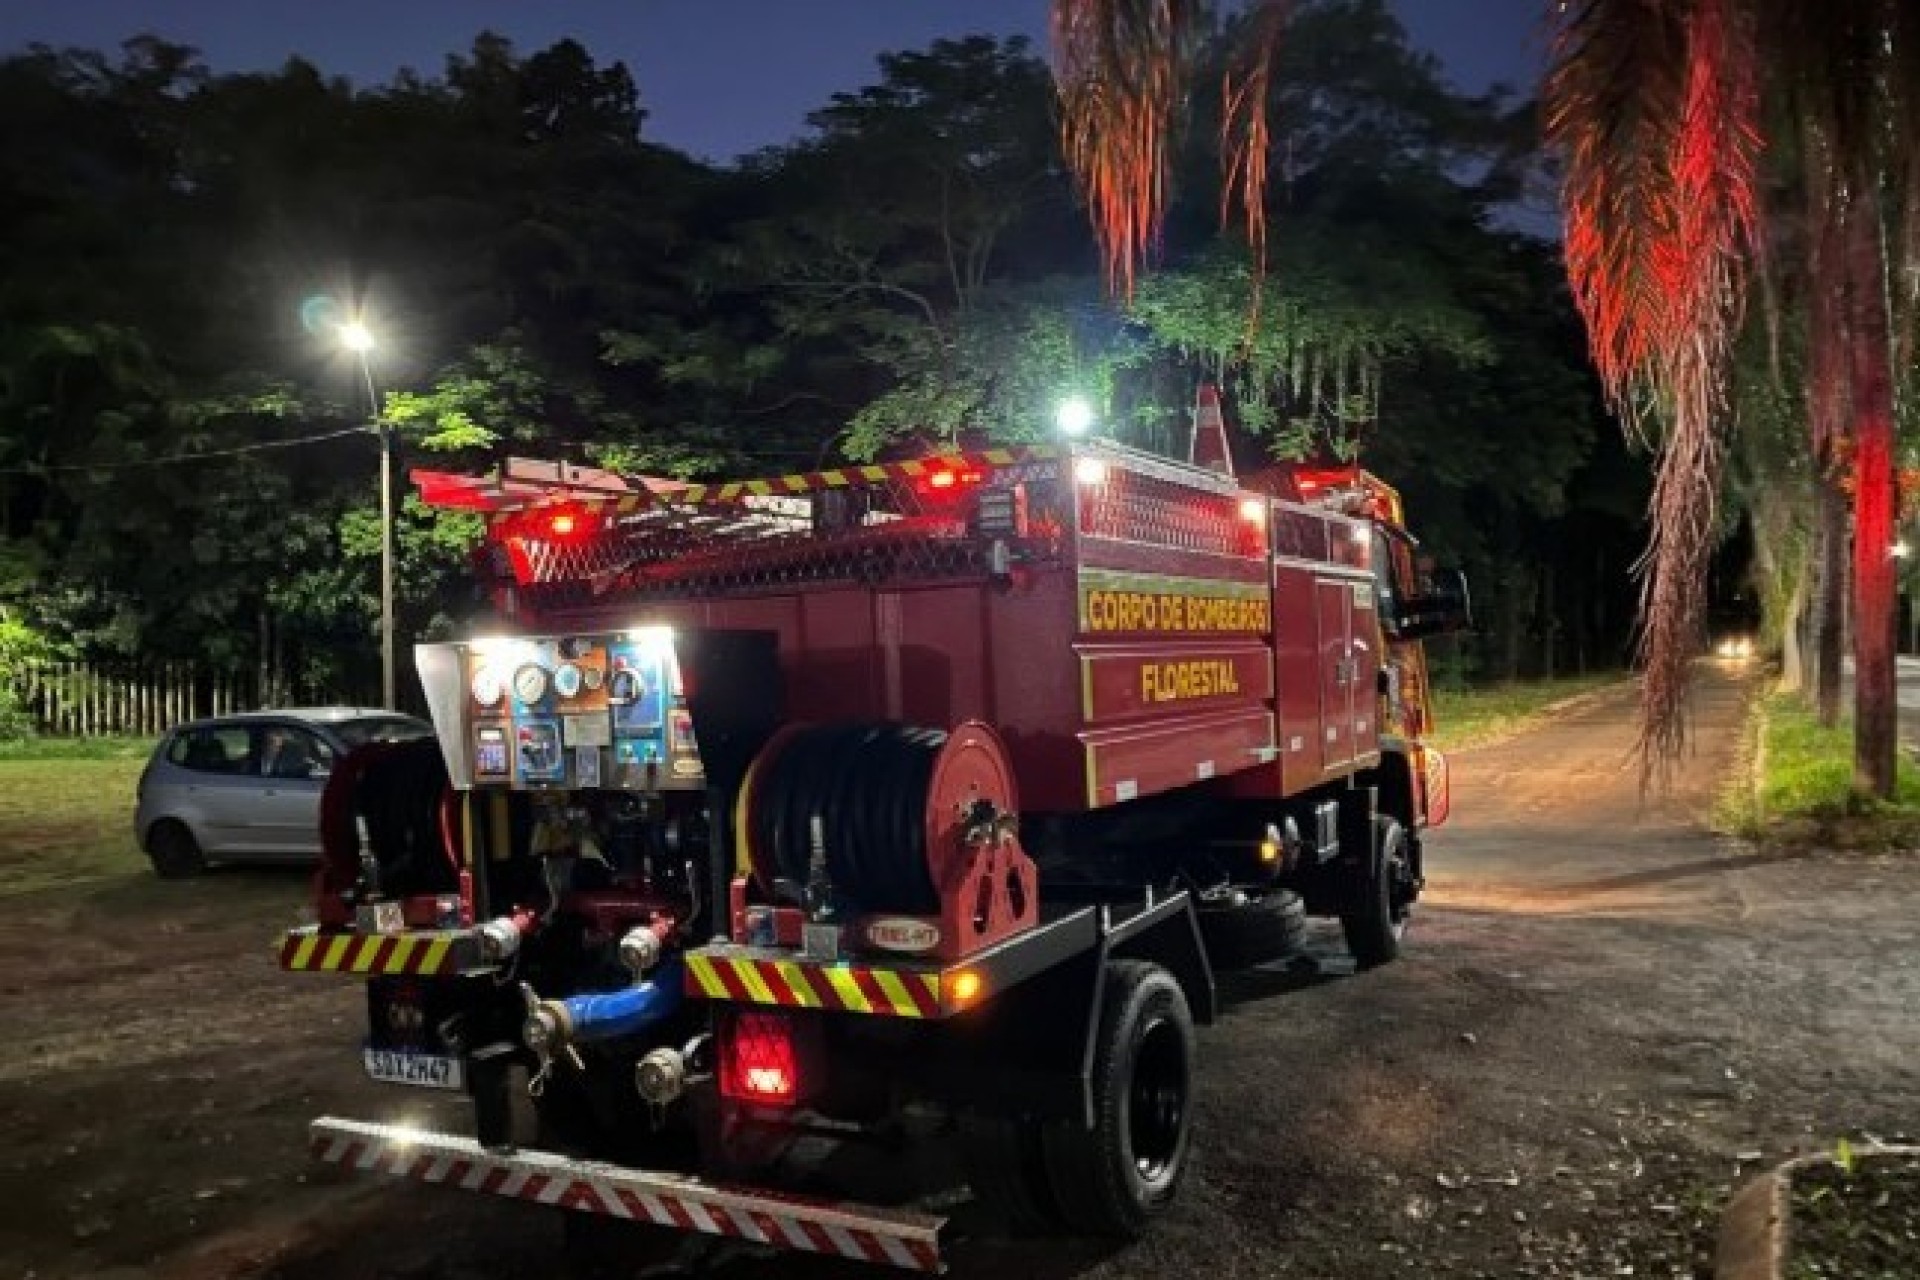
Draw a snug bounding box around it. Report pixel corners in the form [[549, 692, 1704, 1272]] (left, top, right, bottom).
[[1316, 578, 1355, 773], [1347, 579, 1382, 758]]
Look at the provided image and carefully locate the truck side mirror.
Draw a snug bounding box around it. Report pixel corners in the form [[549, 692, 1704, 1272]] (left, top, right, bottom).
[[1384, 567, 1472, 640]]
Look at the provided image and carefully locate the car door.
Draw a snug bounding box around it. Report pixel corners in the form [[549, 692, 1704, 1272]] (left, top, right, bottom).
[[251, 724, 335, 860], [169, 724, 261, 854]]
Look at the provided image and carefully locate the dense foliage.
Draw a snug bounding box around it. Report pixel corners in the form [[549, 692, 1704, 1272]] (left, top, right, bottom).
[[0, 4, 1645, 708]]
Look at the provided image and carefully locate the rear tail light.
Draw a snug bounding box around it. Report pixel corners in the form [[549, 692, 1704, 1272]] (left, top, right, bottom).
[[720, 1011, 800, 1106]]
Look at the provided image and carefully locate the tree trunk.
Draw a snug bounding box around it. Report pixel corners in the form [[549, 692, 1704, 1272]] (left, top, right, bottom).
[[1501, 566, 1528, 682], [1780, 549, 1809, 694], [1845, 208, 1898, 798], [256, 606, 272, 710], [1812, 470, 1848, 725], [1539, 561, 1557, 679]]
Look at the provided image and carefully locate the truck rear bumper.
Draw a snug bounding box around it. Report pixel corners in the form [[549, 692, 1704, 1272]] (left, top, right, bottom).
[[309, 1116, 945, 1273]]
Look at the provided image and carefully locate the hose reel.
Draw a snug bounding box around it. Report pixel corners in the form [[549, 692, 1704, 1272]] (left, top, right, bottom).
[[735, 721, 1037, 958]]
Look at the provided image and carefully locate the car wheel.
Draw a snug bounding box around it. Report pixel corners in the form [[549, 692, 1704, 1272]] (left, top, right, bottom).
[[148, 821, 206, 878]]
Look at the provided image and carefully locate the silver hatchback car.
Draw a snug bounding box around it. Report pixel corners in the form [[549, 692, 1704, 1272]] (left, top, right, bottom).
[[135, 708, 434, 876]]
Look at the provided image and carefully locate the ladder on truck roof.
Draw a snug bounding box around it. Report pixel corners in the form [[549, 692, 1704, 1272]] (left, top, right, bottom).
[[414, 446, 1073, 608]]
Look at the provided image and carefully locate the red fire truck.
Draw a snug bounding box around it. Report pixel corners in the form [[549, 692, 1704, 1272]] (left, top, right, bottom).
[[278, 391, 1468, 1272]]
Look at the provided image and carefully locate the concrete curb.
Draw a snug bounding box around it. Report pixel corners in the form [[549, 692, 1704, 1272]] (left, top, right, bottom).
[[1716, 1145, 1920, 1279]]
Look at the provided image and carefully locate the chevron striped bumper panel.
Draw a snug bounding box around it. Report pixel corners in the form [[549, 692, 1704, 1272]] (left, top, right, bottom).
[[684, 950, 947, 1019], [309, 1116, 944, 1272], [278, 926, 485, 977]]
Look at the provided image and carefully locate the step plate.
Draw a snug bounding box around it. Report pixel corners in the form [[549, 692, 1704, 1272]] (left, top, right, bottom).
[[309, 1116, 944, 1272]]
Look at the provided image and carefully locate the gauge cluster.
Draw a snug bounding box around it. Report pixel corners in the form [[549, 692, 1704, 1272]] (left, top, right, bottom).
[[458, 631, 705, 790]]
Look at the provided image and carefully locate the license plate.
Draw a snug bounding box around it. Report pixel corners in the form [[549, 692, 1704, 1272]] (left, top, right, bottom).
[[362, 1047, 464, 1091]]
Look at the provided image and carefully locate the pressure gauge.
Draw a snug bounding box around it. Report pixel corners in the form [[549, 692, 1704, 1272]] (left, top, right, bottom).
[[511, 663, 550, 705], [470, 667, 504, 709], [581, 664, 605, 692], [553, 663, 583, 699]]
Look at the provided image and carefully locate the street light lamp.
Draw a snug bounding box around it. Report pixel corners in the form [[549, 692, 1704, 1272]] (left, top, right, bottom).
[[1055, 396, 1095, 436], [341, 319, 396, 709]]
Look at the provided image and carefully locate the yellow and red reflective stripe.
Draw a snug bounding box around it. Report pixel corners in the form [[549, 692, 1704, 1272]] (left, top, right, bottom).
[[772, 960, 824, 1008], [823, 965, 871, 1012], [688, 957, 730, 999], [682, 955, 944, 1018], [279, 930, 463, 977]]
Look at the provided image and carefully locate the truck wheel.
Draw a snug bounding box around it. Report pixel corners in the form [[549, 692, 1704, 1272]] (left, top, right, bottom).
[[958, 1111, 1058, 1234], [147, 822, 206, 878], [1340, 815, 1411, 970], [1041, 960, 1194, 1237], [1195, 889, 1307, 971]]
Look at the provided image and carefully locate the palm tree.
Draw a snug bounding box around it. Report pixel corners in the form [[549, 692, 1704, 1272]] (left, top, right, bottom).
[[1050, 0, 1919, 795], [1544, 0, 1917, 794]]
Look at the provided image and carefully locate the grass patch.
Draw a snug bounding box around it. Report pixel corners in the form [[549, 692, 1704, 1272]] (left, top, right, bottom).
[[1790, 1151, 1920, 1279], [1720, 691, 1920, 849], [0, 756, 149, 895], [0, 734, 157, 762], [1427, 672, 1627, 751]]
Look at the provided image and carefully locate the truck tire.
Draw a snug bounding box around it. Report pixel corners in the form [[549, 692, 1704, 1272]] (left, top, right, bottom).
[[1195, 889, 1308, 971], [147, 821, 206, 878], [1340, 815, 1411, 970], [1041, 959, 1194, 1237], [958, 1111, 1058, 1234]]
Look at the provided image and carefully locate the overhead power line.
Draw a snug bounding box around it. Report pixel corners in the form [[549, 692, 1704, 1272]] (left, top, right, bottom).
[[0, 425, 373, 476]]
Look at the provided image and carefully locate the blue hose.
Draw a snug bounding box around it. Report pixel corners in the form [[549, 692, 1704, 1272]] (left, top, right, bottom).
[[559, 956, 684, 1043]]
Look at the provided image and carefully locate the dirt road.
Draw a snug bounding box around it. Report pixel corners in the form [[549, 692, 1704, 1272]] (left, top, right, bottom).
[[6, 663, 1919, 1280]]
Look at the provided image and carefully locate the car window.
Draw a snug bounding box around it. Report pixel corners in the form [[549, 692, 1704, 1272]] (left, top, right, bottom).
[[165, 726, 253, 775], [256, 726, 334, 780], [333, 716, 433, 748]]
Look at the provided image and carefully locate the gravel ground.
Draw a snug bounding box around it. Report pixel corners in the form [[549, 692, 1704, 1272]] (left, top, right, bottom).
[[6, 662, 1919, 1280]]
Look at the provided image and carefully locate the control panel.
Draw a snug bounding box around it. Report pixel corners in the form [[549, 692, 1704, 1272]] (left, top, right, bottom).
[[456, 629, 706, 790]]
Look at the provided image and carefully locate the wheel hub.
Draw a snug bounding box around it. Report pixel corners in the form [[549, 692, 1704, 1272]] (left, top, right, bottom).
[[1128, 1017, 1188, 1186]]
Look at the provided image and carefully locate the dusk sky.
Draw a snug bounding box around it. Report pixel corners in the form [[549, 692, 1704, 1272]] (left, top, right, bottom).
[[0, 1, 1545, 162]]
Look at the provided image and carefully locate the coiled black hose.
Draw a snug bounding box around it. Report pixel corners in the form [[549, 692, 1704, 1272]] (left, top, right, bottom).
[[748, 723, 947, 915]]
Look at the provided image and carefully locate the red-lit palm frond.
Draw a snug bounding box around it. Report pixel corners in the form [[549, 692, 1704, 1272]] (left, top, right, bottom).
[[1545, 0, 1762, 775], [1220, 1, 1287, 287], [1051, 0, 1204, 297]]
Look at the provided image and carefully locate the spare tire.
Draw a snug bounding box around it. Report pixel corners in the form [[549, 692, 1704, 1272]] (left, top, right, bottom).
[[1196, 889, 1308, 971]]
